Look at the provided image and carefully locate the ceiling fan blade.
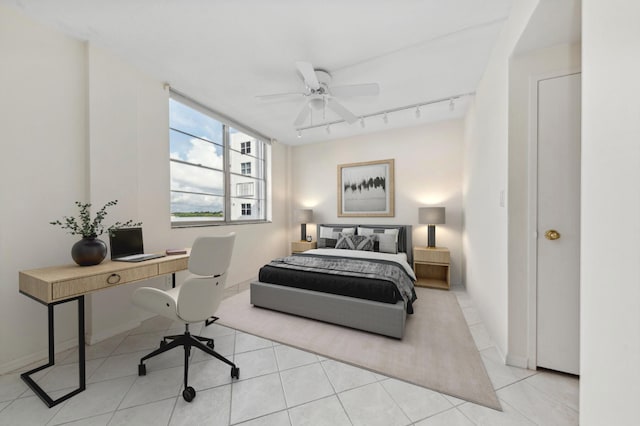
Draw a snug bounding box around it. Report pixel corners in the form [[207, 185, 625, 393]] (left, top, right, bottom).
[[330, 83, 380, 97], [256, 92, 305, 100], [327, 98, 358, 124], [295, 61, 320, 90], [294, 101, 311, 126]]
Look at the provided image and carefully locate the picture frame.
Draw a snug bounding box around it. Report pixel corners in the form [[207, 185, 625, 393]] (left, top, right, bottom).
[[337, 159, 395, 217]]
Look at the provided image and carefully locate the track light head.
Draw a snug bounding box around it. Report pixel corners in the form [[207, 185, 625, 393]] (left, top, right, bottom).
[[297, 130, 302, 138], [415, 106, 421, 118], [360, 117, 365, 128], [449, 98, 455, 111], [326, 124, 331, 134], [383, 112, 388, 124]]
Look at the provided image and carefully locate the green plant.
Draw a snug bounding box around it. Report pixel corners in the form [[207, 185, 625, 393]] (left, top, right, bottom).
[[50, 200, 142, 238]]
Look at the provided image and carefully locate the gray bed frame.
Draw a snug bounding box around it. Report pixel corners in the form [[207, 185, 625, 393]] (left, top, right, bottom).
[[250, 224, 413, 339]]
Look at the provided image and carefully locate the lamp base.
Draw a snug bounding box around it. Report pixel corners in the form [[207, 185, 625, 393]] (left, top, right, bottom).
[[300, 224, 307, 241], [427, 225, 436, 248]]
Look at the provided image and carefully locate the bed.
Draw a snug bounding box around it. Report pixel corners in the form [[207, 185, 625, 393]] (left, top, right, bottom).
[[250, 224, 416, 338]]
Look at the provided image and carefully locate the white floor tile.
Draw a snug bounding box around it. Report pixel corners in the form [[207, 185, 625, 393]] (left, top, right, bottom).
[[237, 410, 291, 426], [480, 347, 536, 390], [169, 384, 231, 426], [232, 347, 278, 380], [468, 324, 493, 351], [235, 333, 273, 354], [458, 399, 536, 425], [274, 345, 318, 371], [110, 398, 175, 426], [279, 363, 334, 408], [524, 370, 579, 411], [192, 334, 236, 362], [414, 407, 475, 426], [111, 332, 168, 355], [60, 412, 112, 425], [0, 283, 583, 426], [339, 382, 411, 426], [119, 365, 183, 408], [49, 375, 136, 424], [230, 373, 286, 424], [380, 378, 453, 422], [497, 381, 579, 426], [0, 393, 64, 426], [187, 358, 234, 391], [36, 358, 104, 392], [0, 373, 28, 403], [288, 395, 351, 426], [321, 359, 377, 393]]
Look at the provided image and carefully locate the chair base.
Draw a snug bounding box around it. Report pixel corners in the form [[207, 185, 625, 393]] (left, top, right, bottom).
[[138, 326, 239, 402]]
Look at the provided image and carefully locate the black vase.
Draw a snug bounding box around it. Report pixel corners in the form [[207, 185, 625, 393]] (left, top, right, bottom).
[[71, 237, 107, 266]]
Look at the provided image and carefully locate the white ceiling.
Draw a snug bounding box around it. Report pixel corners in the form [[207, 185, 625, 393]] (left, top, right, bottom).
[[4, 0, 521, 145]]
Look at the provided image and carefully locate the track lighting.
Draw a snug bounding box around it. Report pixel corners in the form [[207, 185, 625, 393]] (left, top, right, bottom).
[[292, 92, 474, 134]]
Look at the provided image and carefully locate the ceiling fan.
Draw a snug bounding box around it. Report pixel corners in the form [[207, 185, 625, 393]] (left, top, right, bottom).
[[257, 61, 380, 126]]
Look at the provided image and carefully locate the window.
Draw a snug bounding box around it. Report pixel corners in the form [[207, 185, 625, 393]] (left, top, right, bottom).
[[169, 93, 270, 226], [236, 182, 254, 197], [241, 141, 251, 155]]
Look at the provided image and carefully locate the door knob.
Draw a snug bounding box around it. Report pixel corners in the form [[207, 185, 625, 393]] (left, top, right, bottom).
[[544, 229, 561, 240]]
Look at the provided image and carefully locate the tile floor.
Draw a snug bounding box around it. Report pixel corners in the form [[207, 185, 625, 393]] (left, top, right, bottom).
[[0, 284, 579, 425]]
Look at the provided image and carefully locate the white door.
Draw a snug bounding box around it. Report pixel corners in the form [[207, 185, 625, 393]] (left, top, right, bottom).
[[536, 73, 581, 375]]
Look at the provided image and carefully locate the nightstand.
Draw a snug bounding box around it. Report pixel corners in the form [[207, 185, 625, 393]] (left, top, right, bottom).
[[291, 241, 317, 254], [413, 246, 450, 290]]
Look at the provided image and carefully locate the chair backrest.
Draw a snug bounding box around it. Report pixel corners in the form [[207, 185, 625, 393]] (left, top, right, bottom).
[[188, 233, 236, 276], [177, 233, 236, 322]]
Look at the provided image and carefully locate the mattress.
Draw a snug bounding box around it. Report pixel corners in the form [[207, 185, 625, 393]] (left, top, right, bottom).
[[258, 249, 417, 308]]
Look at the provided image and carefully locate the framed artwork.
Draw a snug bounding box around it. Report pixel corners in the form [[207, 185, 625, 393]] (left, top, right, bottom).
[[337, 159, 394, 217]]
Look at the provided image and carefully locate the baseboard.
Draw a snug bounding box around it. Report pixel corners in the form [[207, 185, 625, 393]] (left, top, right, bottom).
[[506, 353, 529, 369], [0, 335, 79, 375]]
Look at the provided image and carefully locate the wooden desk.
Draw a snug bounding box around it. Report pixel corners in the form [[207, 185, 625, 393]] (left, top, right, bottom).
[[18, 253, 190, 407]]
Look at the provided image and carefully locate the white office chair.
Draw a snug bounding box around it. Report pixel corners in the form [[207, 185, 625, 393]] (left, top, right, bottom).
[[131, 233, 238, 402]]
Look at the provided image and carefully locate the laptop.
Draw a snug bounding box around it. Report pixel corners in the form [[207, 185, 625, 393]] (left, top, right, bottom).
[[109, 227, 165, 262]]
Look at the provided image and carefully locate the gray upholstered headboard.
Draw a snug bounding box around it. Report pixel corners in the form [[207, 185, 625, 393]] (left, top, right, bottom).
[[318, 224, 413, 265]]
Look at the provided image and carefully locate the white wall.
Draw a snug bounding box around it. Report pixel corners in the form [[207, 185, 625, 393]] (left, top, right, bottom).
[[462, 0, 538, 358], [0, 6, 88, 372], [507, 43, 581, 366], [291, 120, 464, 286], [581, 0, 640, 423], [0, 6, 290, 371]]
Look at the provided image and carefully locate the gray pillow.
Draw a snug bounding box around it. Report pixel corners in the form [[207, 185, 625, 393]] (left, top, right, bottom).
[[317, 226, 355, 248], [335, 234, 374, 251], [357, 227, 399, 253]]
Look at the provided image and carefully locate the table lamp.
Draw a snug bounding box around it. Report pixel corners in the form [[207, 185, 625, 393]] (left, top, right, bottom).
[[418, 207, 445, 248], [295, 209, 313, 241]]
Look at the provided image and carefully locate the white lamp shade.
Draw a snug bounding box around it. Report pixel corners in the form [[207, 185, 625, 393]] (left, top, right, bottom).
[[295, 209, 313, 224], [418, 207, 445, 225]]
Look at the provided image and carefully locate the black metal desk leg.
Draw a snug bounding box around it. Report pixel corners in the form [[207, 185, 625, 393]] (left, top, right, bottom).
[[20, 295, 86, 408]]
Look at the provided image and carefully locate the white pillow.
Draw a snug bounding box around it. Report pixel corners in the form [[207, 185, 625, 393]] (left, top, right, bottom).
[[318, 226, 355, 248], [357, 227, 399, 254]]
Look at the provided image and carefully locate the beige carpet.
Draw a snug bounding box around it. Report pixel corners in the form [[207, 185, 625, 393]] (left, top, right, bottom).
[[216, 286, 501, 410]]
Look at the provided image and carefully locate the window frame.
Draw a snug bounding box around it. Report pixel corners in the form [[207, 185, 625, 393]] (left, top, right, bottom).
[[169, 91, 271, 228]]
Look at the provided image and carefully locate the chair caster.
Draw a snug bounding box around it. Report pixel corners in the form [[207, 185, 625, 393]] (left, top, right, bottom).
[[138, 364, 146, 376], [207, 340, 214, 350], [183, 386, 196, 402], [231, 367, 240, 379], [160, 340, 167, 347]]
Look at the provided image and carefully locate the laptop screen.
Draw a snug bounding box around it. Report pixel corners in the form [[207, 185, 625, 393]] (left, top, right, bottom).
[[109, 227, 144, 259]]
